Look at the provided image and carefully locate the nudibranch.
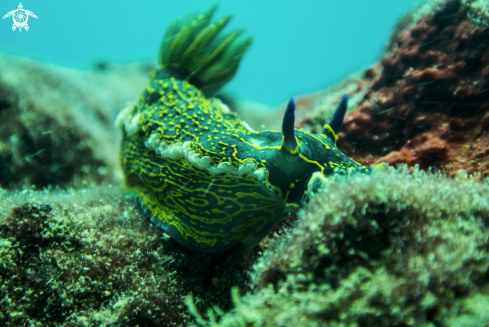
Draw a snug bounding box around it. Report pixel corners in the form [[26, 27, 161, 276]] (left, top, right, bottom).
[[117, 6, 369, 252]]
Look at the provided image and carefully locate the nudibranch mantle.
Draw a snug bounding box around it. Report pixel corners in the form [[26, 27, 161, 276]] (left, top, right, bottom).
[[118, 77, 368, 252], [117, 6, 369, 252]]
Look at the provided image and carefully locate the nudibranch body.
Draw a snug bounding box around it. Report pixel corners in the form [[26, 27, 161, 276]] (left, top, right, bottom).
[[117, 6, 369, 252]]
